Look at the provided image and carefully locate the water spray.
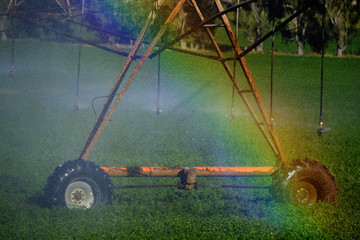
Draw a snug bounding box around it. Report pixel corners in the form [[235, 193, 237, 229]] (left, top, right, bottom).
[[317, 121, 330, 136], [10, 6, 16, 76], [156, 53, 161, 115], [41, 0, 338, 209], [229, 0, 240, 122], [317, 0, 328, 137], [73, 0, 85, 112]]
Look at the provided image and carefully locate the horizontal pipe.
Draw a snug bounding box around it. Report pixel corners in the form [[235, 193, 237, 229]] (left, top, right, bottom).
[[113, 184, 269, 189], [168, 47, 223, 61], [15, 15, 136, 58], [100, 166, 276, 177], [67, 18, 141, 43], [114, 185, 176, 189], [198, 184, 270, 189]]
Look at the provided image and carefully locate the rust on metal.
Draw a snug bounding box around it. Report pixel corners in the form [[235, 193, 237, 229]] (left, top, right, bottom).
[[78, 0, 186, 161], [149, 0, 258, 59], [78, 10, 154, 161], [189, 0, 286, 165], [198, 184, 269, 189], [113, 184, 269, 189], [75, 0, 297, 168], [214, 0, 288, 165], [101, 166, 276, 177]]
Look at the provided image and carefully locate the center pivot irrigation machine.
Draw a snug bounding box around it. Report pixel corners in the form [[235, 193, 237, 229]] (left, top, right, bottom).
[[8, 0, 338, 208]]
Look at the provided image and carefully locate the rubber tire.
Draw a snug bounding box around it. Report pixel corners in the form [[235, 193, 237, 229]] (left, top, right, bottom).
[[271, 158, 338, 205], [44, 159, 113, 209]]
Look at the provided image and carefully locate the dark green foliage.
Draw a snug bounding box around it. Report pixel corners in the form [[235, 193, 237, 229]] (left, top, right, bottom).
[[0, 41, 359, 239]]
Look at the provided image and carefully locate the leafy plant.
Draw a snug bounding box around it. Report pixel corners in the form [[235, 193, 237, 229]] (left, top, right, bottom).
[[0, 40, 359, 239]]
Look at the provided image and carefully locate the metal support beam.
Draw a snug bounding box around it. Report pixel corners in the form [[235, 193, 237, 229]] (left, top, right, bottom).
[[213, 0, 288, 165], [149, 0, 258, 59], [222, 5, 310, 62], [101, 166, 276, 177], [16, 16, 132, 57], [78, 9, 157, 160], [75, 0, 311, 165], [188, 0, 286, 165], [79, 0, 187, 161], [114, 184, 270, 189]]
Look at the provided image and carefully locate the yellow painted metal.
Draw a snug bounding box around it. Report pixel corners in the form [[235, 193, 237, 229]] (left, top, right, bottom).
[[101, 166, 276, 177], [77, 0, 288, 169]]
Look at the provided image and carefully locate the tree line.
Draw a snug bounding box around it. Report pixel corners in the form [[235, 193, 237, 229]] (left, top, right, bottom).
[[1, 0, 359, 56]]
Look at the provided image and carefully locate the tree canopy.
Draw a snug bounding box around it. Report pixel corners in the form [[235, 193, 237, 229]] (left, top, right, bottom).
[[1, 0, 359, 56]]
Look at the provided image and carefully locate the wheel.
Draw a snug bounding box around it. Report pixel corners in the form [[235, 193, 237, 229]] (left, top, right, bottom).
[[271, 158, 338, 205], [44, 159, 113, 209]]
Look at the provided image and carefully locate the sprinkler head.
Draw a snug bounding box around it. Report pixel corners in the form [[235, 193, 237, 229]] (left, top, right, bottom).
[[317, 126, 325, 136], [73, 105, 79, 112], [228, 108, 235, 121], [317, 122, 330, 136], [9, 65, 14, 76], [156, 108, 162, 116]]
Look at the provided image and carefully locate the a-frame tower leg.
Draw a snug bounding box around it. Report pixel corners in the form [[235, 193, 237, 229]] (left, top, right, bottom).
[[79, 0, 187, 161], [79, 0, 287, 167], [191, 0, 287, 166]]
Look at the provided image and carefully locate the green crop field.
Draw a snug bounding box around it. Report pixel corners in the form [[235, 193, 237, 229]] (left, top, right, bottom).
[[0, 40, 359, 239]]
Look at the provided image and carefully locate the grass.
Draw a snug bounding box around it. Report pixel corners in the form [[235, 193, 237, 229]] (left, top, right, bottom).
[[0, 40, 360, 239]]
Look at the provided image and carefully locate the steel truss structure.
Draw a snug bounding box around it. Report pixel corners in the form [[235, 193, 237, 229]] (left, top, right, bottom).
[[79, 0, 293, 176], [5, 0, 338, 207]]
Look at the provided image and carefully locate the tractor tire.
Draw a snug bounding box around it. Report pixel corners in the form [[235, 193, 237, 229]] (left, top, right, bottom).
[[44, 159, 113, 209], [271, 158, 338, 205]]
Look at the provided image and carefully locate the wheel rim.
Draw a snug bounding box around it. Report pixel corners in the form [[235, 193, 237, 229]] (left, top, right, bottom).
[[65, 179, 98, 209], [290, 181, 318, 205]]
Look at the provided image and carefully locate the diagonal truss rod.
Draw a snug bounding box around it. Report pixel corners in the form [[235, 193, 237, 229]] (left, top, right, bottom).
[[149, 0, 258, 59], [77, 0, 310, 165], [191, 0, 279, 161], [79, 0, 187, 161], [189, 0, 287, 165], [217, 0, 287, 164], [16, 15, 132, 57], [158, 3, 309, 65], [78, 7, 158, 160], [176, 0, 309, 166], [224, 5, 310, 62]]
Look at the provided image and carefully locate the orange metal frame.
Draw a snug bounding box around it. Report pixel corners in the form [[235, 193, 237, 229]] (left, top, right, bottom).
[[76, 0, 311, 184], [101, 166, 276, 177]]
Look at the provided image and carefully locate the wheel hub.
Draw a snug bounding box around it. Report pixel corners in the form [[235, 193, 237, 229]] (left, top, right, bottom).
[[65, 180, 95, 209], [290, 181, 318, 205], [71, 188, 86, 204]]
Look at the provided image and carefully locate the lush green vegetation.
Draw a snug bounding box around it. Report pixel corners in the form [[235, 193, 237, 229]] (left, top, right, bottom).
[[0, 40, 359, 239]]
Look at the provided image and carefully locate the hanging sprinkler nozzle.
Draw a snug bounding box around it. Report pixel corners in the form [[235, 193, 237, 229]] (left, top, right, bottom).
[[9, 65, 14, 76], [317, 121, 330, 136], [74, 95, 79, 112], [156, 99, 161, 116], [228, 107, 235, 121], [73, 104, 79, 112]]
